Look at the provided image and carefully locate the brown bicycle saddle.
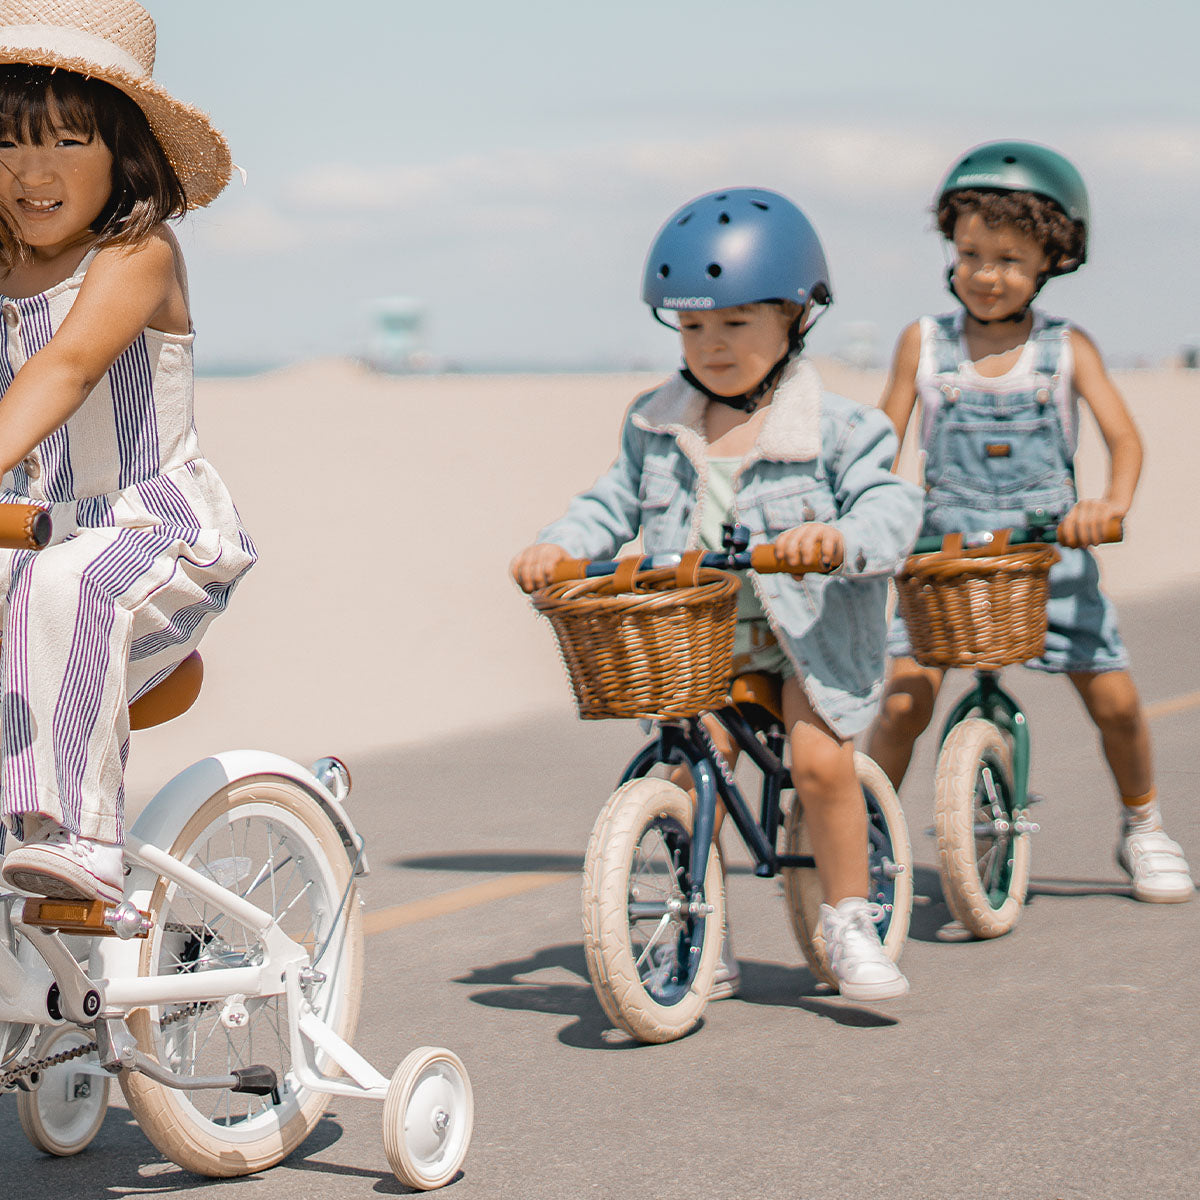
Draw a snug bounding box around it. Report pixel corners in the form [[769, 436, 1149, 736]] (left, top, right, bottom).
[[729, 672, 783, 725], [128, 652, 204, 730]]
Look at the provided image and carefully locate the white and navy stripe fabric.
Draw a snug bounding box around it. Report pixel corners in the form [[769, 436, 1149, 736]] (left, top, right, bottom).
[[0, 255, 256, 846]]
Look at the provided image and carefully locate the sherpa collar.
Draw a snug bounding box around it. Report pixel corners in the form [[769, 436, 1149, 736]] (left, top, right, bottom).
[[630, 355, 823, 462]]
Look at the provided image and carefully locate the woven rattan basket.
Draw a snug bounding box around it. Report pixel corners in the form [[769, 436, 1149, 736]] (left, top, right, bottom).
[[531, 554, 740, 720], [895, 533, 1061, 670]]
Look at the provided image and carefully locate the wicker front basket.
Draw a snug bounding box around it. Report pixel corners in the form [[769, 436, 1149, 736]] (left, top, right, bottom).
[[531, 564, 740, 720], [895, 540, 1060, 670]]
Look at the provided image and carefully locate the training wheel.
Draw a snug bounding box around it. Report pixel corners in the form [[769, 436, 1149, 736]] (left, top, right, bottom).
[[17, 1025, 111, 1156], [383, 1046, 473, 1190]]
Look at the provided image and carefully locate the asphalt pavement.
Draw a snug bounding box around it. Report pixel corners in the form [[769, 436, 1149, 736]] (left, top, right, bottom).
[[2, 583, 1197, 1199]]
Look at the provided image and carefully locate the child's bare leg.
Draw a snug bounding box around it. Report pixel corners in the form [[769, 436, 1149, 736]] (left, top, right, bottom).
[[1070, 668, 1194, 902], [783, 678, 867, 904], [785, 677, 909, 999], [1067, 669, 1151, 797], [865, 657, 944, 792]]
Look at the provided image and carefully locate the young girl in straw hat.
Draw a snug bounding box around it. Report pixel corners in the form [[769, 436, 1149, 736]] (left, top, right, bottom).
[[0, 0, 256, 905]]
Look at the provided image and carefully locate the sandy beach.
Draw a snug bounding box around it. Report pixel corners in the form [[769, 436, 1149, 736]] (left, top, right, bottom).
[[123, 360, 1200, 805]]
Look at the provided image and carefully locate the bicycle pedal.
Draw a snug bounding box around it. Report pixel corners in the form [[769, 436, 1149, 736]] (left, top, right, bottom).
[[21, 898, 151, 938]]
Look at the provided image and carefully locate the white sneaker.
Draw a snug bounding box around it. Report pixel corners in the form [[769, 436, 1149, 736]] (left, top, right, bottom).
[[1117, 828, 1195, 903], [2, 826, 124, 905], [820, 897, 909, 1002], [710, 925, 740, 1000]]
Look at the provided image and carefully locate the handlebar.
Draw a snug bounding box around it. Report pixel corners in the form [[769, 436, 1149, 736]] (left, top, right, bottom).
[[548, 541, 843, 586], [0, 503, 51, 551], [910, 516, 1123, 557]]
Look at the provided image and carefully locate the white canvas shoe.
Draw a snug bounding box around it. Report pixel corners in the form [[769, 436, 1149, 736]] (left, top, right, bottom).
[[2, 826, 124, 905], [820, 897, 909, 1002], [1117, 828, 1194, 903], [709, 924, 741, 1000]]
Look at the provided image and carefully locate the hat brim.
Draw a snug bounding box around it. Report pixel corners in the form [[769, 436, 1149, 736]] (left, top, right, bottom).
[[0, 48, 231, 207]]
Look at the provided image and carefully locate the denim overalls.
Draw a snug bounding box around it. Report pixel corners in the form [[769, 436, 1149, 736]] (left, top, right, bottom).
[[888, 310, 1127, 673]]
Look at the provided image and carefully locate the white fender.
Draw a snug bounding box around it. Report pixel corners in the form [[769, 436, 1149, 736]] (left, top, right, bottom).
[[93, 751, 368, 993], [129, 750, 367, 874]]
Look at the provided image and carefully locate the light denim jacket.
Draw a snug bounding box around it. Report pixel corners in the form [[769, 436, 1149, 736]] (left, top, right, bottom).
[[537, 357, 923, 735]]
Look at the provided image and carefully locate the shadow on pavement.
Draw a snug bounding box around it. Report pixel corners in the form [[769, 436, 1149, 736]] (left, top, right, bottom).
[[906, 861, 1140, 944], [393, 849, 765, 876], [1026, 876, 1134, 898], [454, 940, 898, 1048], [395, 851, 584, 874], [0, 1109, 357, 1198]]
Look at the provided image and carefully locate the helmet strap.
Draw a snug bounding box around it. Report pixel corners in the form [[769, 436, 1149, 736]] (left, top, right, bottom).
[[945, 266, 1048, 326]]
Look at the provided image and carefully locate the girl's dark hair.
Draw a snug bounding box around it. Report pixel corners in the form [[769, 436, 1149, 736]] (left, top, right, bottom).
[[936, 189, 1086, 275], [0, 64, 187, 269]]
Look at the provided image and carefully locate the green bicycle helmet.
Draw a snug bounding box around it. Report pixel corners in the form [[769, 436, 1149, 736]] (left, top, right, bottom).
[[937, 139, 1089, 273]]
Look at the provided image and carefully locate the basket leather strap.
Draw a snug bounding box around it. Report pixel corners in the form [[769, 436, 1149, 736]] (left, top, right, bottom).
[[674, 550, 705, 589], [611, 556, 640, 592]]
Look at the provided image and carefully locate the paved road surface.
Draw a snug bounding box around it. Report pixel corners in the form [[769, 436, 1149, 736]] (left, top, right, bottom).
[[2, 584, 1197, 1199]]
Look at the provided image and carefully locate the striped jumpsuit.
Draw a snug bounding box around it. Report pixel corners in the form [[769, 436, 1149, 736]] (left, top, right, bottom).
[[0, 251, 257, 847]]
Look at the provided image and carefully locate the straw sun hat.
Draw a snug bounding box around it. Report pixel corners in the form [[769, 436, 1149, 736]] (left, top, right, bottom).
[[0, 0, 231, 206]]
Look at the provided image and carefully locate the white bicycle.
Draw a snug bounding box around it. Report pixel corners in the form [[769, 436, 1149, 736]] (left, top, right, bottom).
[[0, 505, 473, 1190]]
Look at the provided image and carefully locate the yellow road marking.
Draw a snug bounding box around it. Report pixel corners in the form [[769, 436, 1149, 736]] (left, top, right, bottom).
[[362, 687, 1200, 936], [363, 871, 573, 936], [1146, 690, 1200, 722]]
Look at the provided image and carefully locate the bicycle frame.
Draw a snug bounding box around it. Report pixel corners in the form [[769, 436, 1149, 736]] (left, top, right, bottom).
[[937, 671, 1032, 811], [621, 705, 815, 905], [0, 751, 387, 1102]]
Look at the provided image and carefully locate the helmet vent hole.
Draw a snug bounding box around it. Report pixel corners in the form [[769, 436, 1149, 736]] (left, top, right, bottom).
[[713, 194, 727, 201], [718, 212, 730, 224], [658, 264, 670, 278], [677, 213, 692, 226], [751, 200, 769, 210], [706, 263, 722, 278], [1003, 155, 1017, 164]]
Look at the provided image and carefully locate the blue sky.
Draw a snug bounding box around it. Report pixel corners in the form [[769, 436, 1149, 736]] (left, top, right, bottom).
[[148, 1, 1200, 370]]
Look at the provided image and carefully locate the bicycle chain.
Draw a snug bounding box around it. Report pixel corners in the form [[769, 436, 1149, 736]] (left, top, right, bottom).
[[0, 1001, 216, 1092]]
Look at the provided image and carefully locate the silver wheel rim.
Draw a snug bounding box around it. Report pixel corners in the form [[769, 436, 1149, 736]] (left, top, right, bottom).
[[627, 817, 703, 1004], [145, 796, 351, 1140]]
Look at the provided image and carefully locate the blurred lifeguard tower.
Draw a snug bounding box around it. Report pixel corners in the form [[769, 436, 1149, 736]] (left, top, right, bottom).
[[366, 296, 432, 373], [835, 321, 881, 370]]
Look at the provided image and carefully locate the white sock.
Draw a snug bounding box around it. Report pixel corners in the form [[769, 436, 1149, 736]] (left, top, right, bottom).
[[1122, 799, 1162, 834]]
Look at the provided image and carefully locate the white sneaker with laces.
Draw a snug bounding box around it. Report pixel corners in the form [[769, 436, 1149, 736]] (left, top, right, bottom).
[[710, 924, 740, 1000], [2, 825, 124, 905], [820, 897, 909, 1002], [1117, 828, 1194, 903]]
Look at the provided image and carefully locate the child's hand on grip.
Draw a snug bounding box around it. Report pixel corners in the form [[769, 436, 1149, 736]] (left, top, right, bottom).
[[1058, 499, 1124, 548], [510, 543, 569, 593], [773, 523, 845, 572]]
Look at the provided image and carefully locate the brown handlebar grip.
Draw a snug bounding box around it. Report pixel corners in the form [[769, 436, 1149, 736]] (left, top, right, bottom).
[[1057, 516, 1124, 549], [0, 504, 51, 550], [548, 558, 589, 584], [749, 544, 785, 573], [750, 542, 843, 574]]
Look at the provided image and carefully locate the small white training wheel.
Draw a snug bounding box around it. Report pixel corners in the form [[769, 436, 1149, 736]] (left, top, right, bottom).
[[383, 1046, 473, 1190], [17, 1025, 111, 1156]]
